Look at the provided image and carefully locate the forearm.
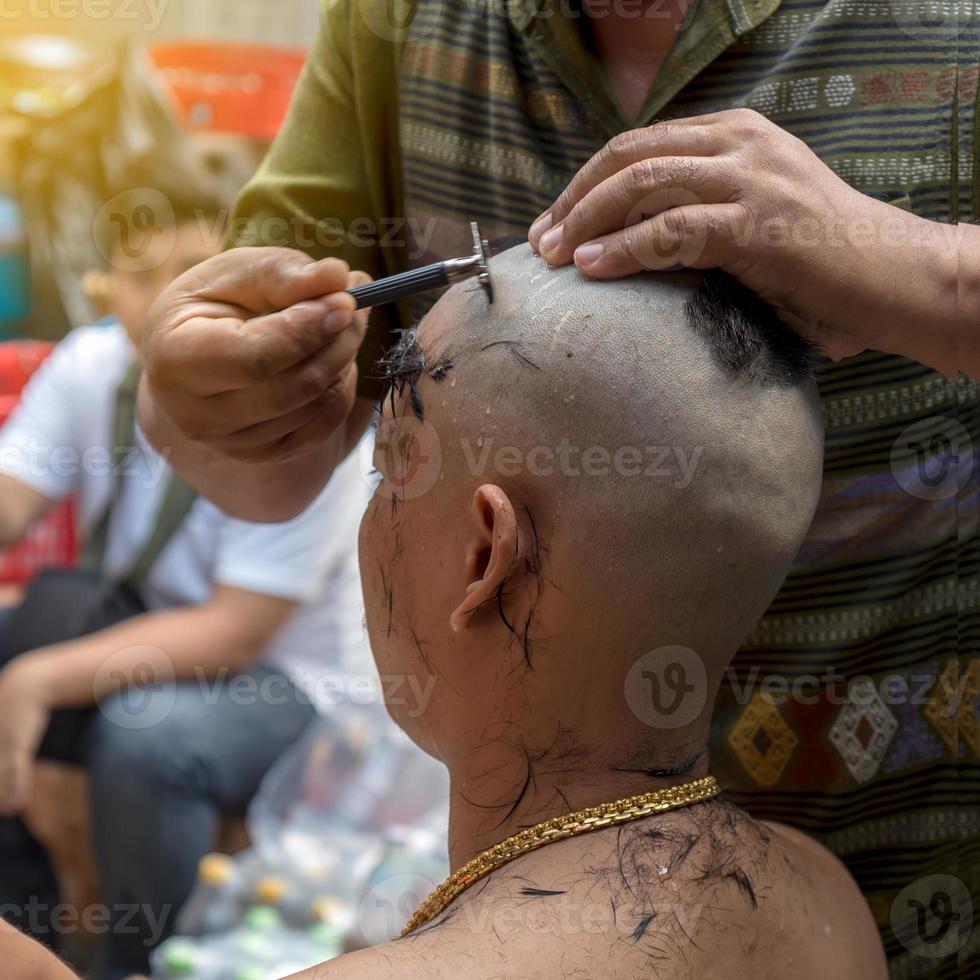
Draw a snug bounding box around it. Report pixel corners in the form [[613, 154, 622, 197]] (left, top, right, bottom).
[[0, 510, 23, 552], [957, 223, 980, 378], [0, 921, 78, 979], [875, 215, 976, 376], [12, 604, 269, 711], [0, 475, 54, 551]]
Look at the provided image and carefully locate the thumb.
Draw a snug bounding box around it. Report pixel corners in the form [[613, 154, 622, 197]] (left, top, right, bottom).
[[180, 248, 354, 316]]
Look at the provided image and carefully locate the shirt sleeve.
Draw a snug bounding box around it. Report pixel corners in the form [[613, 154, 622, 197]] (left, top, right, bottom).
[[228, 0, 413, 397], [212, 445, 371, 602], [0, 331, 92, 502]]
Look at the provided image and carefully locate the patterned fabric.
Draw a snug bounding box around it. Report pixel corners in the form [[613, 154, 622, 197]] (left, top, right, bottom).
[[394, 1, 979, 976]]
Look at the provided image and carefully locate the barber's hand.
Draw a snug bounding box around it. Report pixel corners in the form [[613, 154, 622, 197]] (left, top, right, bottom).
[[141, 248, 371, 464], [530, 109, 946, 364], [0, 660, 50, 815]]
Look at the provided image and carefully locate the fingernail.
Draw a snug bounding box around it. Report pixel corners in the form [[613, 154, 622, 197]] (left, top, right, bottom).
[[575, 242, 604, 267], [539, 224, 564, 254], [529, 212, 553, 243]]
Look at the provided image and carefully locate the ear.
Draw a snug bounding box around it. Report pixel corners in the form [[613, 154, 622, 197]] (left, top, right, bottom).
[[450, 485, 524, 633]]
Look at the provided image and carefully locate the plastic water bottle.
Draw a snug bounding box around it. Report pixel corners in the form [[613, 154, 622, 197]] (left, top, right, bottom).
[[229, 910, 342, 977], [177, 854, 243, 938], [250, 876, 288, 918], [151, 935, 233, 978]]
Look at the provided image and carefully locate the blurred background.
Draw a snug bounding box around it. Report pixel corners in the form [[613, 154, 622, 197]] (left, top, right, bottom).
[[0, 6, 453, 979], [0, 0, 319, 342]]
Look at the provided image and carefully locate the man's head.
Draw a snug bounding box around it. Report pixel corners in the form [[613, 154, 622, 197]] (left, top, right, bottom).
[[94, 185, 226, 347], [359, 245, 823, 779]]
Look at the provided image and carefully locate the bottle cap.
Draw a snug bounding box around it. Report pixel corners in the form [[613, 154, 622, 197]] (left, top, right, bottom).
[[163, 942, 197, 975], [197, 853, 235, 886], [244, 904, 284, 932], [253, 875, 287, 904]]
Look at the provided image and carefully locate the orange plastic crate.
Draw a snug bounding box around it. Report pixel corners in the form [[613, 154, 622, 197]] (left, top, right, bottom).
[[149, 42, 307, 142]]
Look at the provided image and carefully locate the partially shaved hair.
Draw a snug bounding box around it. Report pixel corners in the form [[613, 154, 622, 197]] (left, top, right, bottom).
[[377, 243, 824, 670]]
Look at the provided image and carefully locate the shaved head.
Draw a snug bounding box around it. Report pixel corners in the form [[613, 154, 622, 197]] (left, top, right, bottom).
[[360, 244, 823, 770]]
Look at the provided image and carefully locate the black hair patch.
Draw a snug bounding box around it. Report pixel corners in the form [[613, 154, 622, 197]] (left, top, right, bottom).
[[376, 326, 425, 420], [376, 325, 453, 421], [684, 270, 818, 386]]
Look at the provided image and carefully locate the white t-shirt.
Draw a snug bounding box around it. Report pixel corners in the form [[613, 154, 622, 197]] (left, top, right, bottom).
[[0, 324, 375, 712]]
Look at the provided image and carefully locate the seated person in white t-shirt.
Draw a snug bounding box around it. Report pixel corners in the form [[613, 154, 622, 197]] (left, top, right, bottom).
[[0, 187, 372, 980]]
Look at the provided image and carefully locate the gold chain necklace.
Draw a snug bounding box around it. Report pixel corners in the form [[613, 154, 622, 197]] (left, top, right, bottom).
[[402, 774, 721, 936]]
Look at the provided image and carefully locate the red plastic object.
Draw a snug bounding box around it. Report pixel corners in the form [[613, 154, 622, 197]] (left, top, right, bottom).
[[0, 341, 78, 584], [149, 42, 308, 142], [0, 342, 55, 396]]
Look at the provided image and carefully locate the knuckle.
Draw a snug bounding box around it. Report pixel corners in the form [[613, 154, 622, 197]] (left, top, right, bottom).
[[728, 106, 762, 126], [631, 156, 707, 190], [660, 208, 693, 244], [674, 156, 706, 185], [316, 364, 357, 414], [552, 184, 577, 216], [642, 119, 680, 150], [626, 159, 656, 191], [621, 223, 644, 258], [605, 129, 642, 163], [296, 361, 335, 404], [730, 107, 768, 139]]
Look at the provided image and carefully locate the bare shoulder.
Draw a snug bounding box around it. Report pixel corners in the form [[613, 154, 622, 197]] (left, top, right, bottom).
[[286, 943, 411, 980], [286, 807, 888, 980], [283, 939, 458, 980], [760, 819, 888, 980], [284, 946, 403, 980]]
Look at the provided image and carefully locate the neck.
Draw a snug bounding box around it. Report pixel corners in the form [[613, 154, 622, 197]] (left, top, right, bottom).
[[582, 0, 696, 120], [445, 734, 711, 871]]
